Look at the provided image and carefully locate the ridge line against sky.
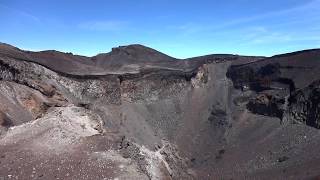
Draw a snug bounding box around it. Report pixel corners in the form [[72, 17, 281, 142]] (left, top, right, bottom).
[[0, 0, 319, 58]]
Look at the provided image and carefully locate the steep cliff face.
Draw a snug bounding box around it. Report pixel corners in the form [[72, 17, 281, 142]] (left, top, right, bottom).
[[1, 43, 320, 179], [227, 49, 320, 127], [286, 80, 320, 128]]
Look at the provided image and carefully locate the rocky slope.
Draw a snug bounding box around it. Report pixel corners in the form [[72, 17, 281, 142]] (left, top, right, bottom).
[[0, 42, 320, 179]]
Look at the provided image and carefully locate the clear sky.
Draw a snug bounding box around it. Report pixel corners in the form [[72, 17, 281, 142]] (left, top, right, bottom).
[[0, 0, 319, 58]]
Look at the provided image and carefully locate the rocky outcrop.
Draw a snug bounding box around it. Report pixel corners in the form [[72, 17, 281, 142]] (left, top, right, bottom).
[[227, 63, 295, 93], [227, 49, 320, 130], [286, 80, 320, 128], [228, 63, 320, 129], [246, 93, 284, 119]]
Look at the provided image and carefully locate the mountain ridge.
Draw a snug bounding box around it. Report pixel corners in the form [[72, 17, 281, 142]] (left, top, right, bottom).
[[0, 42, 264, 76]]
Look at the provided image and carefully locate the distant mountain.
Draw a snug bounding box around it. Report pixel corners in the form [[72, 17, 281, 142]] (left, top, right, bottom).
[[0, 42, 262, 75]]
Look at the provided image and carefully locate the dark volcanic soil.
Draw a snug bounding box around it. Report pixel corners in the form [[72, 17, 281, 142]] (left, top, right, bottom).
[[0, 42, 320, 180]]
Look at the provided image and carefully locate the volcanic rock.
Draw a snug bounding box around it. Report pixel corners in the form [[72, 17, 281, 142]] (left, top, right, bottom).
[[0, 42, 320, 179]]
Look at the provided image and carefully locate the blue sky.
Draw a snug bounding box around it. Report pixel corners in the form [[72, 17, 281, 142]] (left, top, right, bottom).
[[0, 0, 319, 58]]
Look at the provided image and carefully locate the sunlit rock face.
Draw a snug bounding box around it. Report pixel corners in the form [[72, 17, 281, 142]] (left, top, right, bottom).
[[1, 42, 320, 179]]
